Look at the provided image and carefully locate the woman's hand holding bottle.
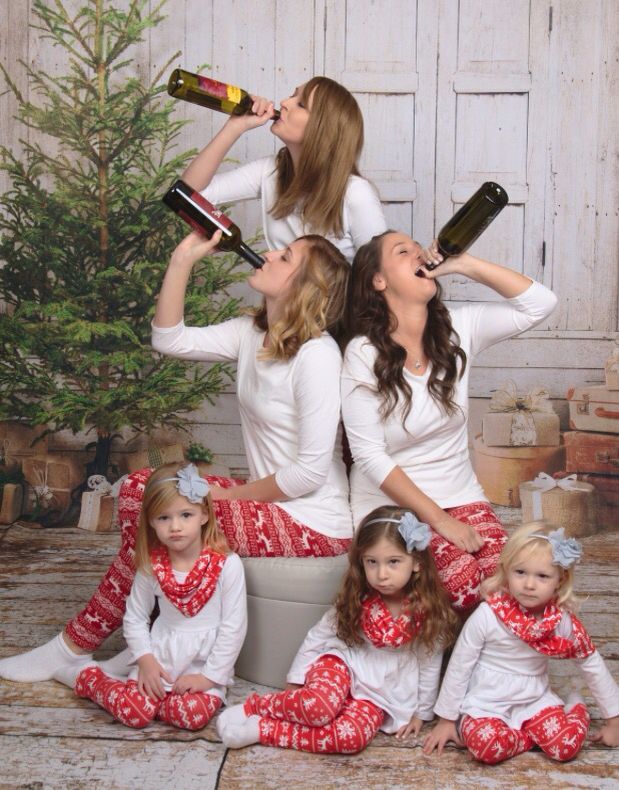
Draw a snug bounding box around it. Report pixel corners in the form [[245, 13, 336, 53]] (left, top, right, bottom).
[[223, 94, 277, 132], [169, 229, 223, 270]]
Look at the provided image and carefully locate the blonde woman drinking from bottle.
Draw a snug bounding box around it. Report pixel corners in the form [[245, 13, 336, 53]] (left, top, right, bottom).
[[341, 233, 558, 612], [0, 229, 352, 685], [182, 77, 387, 262]]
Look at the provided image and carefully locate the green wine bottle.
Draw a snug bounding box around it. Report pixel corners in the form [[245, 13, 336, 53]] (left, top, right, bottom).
[[162, 180, 264, 269], [167, 69, 280, 120], [426, 182, 509, 270]]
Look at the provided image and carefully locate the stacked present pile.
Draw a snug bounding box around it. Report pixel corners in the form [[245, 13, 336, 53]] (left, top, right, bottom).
[[561, 350, 619, 532], [472, 381, 564, 509]]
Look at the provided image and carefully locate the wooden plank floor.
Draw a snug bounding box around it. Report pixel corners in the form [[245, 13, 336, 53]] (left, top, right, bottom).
[[0, 514, 618, 789]]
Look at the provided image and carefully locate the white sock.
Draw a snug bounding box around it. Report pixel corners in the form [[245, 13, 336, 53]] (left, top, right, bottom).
[[0, 633, 93, 683], [53, 660, 97, 689], [216, 703, 250, 733], [97, 648, 133, 679], [219, 716, 261, 749]]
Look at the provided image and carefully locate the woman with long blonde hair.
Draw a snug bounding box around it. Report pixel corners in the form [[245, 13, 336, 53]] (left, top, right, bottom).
[[182, 76, 387, 261], [0, 228, 353, 684]]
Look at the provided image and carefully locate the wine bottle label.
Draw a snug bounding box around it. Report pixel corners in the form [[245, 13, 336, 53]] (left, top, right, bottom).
[[226, 84, 242, 103], [187, 189, 233, 235], [196, 75, 229, 100]]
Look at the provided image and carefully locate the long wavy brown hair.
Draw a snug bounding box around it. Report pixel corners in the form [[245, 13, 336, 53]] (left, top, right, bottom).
[[270, 77, 365, 237], [343, 231, 467, 421], [134, 463, 230, 574], [334, 506, 459, 650], [251, 234, 350, 361]]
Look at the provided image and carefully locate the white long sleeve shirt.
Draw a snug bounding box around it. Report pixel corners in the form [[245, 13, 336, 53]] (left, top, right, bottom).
[[152, 316, 353, 539], [123, 552, 247, 702], [341, 280, 558, 525], [287, 607, 444, 733], [434, 602, 619, 728], [201, 155, 387, 261]]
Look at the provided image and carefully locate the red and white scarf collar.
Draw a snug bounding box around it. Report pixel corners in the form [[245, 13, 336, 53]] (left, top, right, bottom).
[[150, 546, 226, 618], [487, 592, 594, 659], [360, 593, 423, 649]]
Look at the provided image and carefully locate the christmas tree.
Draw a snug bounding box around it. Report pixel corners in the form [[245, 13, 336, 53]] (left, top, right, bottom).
[[0, 0, 248, 486]]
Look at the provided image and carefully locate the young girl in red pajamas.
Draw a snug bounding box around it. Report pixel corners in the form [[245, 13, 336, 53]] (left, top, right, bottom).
[[56, 463, 247, 731], [423, 522, 619, 763], [216, 506, 459, 753]]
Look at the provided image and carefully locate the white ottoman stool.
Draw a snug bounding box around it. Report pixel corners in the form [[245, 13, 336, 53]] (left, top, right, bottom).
[[235, 555, 348, 689]]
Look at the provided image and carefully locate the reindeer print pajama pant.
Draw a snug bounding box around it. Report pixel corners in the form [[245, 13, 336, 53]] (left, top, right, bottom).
[[243, 655, 385, 754], [460, 702, 590, 764], [65, 469, 350, 651], [75, 666, 221, 730]]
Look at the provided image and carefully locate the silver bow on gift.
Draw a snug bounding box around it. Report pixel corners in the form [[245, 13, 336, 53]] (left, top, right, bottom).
[[489, 380, 554, 446], [528, 472, 591, 520]]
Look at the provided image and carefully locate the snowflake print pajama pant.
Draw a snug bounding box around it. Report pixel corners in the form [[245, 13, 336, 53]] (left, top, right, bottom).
[[65, 469, 350, 651], [75, 666, 221, 730], [460, 702, 590, 764], [430, 501, 507, 612], [243, 654, 385, 754]]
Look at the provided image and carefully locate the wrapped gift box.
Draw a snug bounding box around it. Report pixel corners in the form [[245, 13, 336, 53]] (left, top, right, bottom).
[[482, 411, 560, 447], [519, 474, 596, 537], [472, 435, 565, 507], [22, 455, 83, 516], [77, 491, 115, 532], [483, 382, 560, 447], [577, 473, 619, 531], [0, 483, 24, 525], [605, 350, 619, 390], [564, 431, 619, 475], [567, 385, 619, 434], [126, 443, 185, 473]]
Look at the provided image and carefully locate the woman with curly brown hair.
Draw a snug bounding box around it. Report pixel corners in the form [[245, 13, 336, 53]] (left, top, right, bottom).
[[341, 231, 558, 612], [217, 506, 458, 753]]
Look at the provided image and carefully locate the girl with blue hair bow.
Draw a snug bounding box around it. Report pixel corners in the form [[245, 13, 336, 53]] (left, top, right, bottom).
[[424, 521, 619, 763], [57, 463, 247, 732], [217, 505, 459, 754]]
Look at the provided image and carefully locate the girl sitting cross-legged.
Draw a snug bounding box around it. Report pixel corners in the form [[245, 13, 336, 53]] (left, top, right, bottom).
[[423, 522, 619, 764], [57, 463, 247, 731], [216, 505, 459, 753]]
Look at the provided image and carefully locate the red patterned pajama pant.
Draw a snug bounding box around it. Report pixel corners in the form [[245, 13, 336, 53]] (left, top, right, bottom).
[[460, 702, 590, 764], [243, 654, 385, 754], [75, 666, 221, 730], [65, 469, 350, 651], [431, 501, 507, 612]]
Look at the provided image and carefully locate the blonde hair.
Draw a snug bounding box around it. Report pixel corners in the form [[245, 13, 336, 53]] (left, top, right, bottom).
[[481, 521, 578, 611], [334, 506, 459, 650], [251, 234, 350, 361], [134, 462, 230, 573], [271, 77, 365, 237]]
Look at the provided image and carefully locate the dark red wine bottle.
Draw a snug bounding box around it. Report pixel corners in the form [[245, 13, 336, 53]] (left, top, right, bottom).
[[167, 69, 280, 121], [163, 180, 264, 269], [425, 182, 509, 270]]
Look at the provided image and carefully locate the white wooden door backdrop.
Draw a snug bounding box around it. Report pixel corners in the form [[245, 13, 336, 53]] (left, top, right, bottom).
[[0, 0, 617, 474]]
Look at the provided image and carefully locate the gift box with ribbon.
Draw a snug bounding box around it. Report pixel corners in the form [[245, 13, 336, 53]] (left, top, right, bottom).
[[605, 348, 619, 391], [482, 382, 560, 447], [22, 454, 83, 524], [519, 472, 596, 537], [77, 474, 124, 532]]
